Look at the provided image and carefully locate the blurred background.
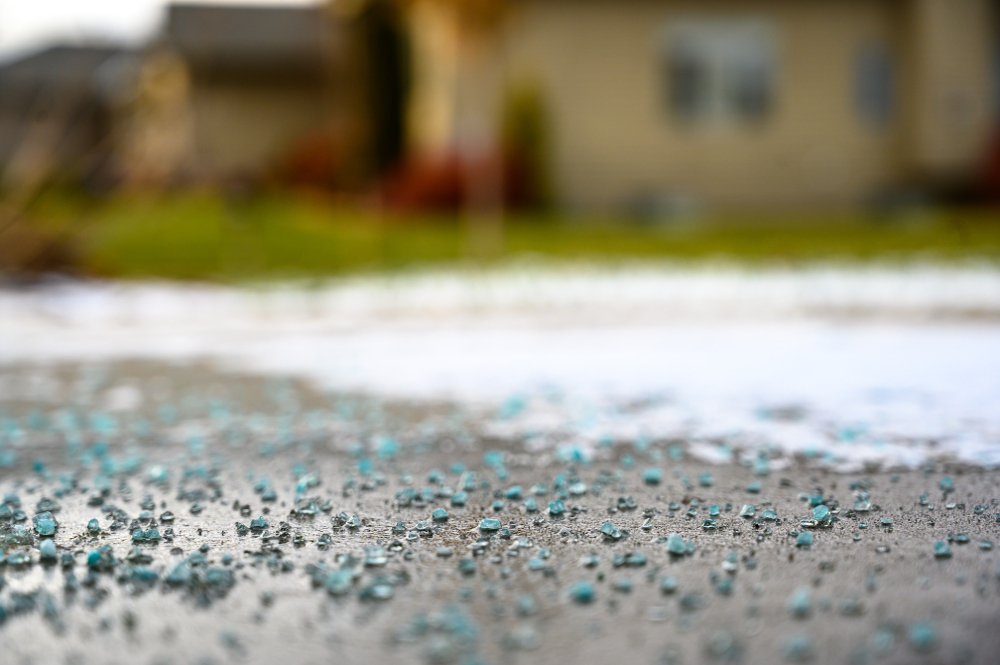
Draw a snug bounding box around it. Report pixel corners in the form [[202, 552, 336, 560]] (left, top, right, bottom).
[[1, 0, 1000, 279]]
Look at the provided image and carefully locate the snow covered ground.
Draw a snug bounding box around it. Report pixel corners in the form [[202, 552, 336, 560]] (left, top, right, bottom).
[[2, 262, 999, 470]]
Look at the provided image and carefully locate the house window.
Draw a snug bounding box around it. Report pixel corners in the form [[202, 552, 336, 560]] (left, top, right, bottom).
[[663, 19, 777, 126], [855, 42, 894, 128]]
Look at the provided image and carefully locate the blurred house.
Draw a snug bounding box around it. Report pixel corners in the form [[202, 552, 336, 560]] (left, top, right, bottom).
[[0, 45, 138, 195], [403, 0, 999, 210], [0, 2, 409, 193], [0, 0, 996, 211], [155, 1, 415, 190], [157, 3, 343, 184]]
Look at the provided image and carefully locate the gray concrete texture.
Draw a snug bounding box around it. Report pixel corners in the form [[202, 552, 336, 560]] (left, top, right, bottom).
[[0, 361, 997, 665]]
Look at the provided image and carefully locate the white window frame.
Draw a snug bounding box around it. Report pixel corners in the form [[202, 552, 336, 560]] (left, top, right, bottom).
[[661, 18, 778, 128]]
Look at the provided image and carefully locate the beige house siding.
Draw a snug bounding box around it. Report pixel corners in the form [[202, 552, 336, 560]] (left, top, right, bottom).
[[188, 84, 327, 176], [908, 0, 995, 179], [498, 0, 992, 210]]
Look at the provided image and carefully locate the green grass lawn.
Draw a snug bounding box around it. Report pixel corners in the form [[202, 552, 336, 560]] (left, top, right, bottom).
[[22, 190, 1000, 281]]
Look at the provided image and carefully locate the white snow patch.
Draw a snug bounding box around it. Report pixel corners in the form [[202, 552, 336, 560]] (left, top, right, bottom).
[[2, 263, 999, 470]]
